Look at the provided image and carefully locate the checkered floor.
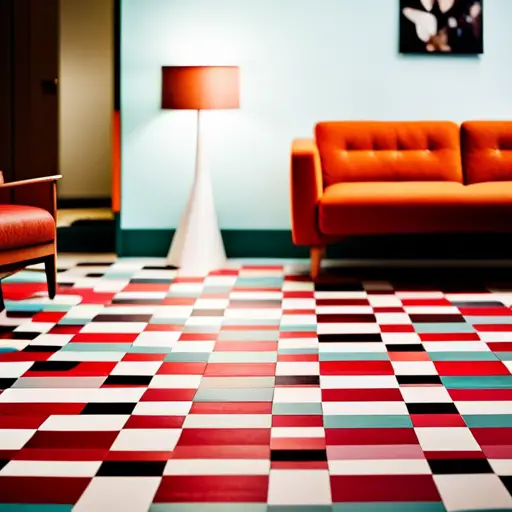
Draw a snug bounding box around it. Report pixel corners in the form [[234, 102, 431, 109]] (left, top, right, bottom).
[[3, 257, 512, 510]]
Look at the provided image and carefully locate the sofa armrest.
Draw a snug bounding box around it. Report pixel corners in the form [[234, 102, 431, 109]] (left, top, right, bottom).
[[290, 139, 325, 246], [0, 175, 61, 219]]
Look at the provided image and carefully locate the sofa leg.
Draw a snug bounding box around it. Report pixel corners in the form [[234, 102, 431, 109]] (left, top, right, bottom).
[[44, 254, 57, 300], [310, 246, 325, 280], [0, 282, 4, 312]]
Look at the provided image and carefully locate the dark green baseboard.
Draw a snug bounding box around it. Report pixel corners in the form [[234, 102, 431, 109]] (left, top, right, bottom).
[[119, 229, 309, 258], [118, 228, 512, 260]]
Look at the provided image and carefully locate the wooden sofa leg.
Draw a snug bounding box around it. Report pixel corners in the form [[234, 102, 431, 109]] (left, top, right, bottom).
[[310, 246, 325, 280], [44, 254, 57, 300]]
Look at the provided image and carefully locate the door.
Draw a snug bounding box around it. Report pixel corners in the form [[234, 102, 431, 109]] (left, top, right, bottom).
[[13, 0, 59, 181], [0, 0, 59, 185]]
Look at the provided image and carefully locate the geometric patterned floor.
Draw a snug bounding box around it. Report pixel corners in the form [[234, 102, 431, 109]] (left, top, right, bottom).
[[3, 257, 512, 511]]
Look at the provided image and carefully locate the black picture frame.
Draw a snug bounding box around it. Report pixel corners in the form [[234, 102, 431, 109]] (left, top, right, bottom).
[[399, 0, 483, 54]]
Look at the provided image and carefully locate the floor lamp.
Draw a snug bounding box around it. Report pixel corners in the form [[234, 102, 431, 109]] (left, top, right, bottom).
[[161, 66, 240, 275]]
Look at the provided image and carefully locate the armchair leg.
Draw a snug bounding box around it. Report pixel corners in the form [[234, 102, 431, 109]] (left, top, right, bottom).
[[0, 282, 4, 312], [310, 246, 326, 280], [44, 254, 57, 300]]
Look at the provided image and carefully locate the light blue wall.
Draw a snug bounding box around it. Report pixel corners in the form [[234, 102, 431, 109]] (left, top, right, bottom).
[[121, 0, 512, 230]]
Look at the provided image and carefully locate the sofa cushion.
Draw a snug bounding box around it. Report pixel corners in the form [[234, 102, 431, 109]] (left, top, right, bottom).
[[462, 121, 512, 184], [318, 181, 512, 236], [315, 121, 463, 186], [0, 205, 55, 251]]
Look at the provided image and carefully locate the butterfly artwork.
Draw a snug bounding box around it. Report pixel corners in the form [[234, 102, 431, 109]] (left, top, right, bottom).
[[399, 0, 483, 54]]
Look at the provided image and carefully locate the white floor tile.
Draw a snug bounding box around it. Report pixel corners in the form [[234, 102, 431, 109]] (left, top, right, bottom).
[[111, 429, 182, 451], [320, 376, 399, 389], [415, 427, 481, 451], [323, 401, 408, 415], [148, 375, 203, 389], [434, 474, 512, 512], [111, 361, 163, 376], [0, 362, 33, 378], [133, 401, 192, 416], [392, 361, 438, 375], [134, 332, 181, 347], [271, 427, 325, 438], [275, 362, 319, 376], [0, 460, 101, 477], [317, 323, 380, 334], [273, 387, 321, 403], [0, 429, 36, 449], [400, 387, 453, 403], [73, 477, 161, 512], [80, 322, 147, 334], [268, 470, 332, 505]]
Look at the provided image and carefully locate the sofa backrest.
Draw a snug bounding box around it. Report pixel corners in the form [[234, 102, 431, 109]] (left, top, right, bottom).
[[461, 121, 512, 184], [315, 121, 463, 186]]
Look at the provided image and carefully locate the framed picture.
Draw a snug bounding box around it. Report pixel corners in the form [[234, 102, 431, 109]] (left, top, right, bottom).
[[399, 0, 483, 54]]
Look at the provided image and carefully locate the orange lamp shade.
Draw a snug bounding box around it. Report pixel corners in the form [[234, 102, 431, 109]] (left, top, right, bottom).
[[161, 66, 240, 110]]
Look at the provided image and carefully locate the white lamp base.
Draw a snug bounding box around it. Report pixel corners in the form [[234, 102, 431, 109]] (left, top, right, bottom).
[[166, 110, 226, 275]]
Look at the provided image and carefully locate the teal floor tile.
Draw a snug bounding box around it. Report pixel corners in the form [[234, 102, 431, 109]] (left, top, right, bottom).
[[128, 346, 172, 354], [40, 304, 73, 312], [150, 505, 267, 512], [428, 352, 498, 361], [324, 415, 412, 428], [57, 318, 90, 325], [496, 353, 512, 361], [4, 303, 44, 312], [442, 376, 512, 389], [235, 277, 284, 287], [279, 324, 317, 332], [202, 286, 232, 294], [268, 507, 332, 512], [278, 348, 318, 355], [331, 504, 445, 512], [61, 343, 132, 352], [466, 316, 512, 324], [165, 352, 211, 362], [463, 414, 512, 427], [413, 323, 475, 333], [272, 403, 323, 415]]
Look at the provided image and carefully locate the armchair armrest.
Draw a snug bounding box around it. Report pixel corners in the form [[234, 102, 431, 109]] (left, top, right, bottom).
[[0, 175, 61, 219], [290, 139, 325, 246]]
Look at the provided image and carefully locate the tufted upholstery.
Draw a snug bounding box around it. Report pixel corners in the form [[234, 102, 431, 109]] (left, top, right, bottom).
[[0, 205, 55, 251], [315, 121, 463, 186], [462, 121, 512, 184]]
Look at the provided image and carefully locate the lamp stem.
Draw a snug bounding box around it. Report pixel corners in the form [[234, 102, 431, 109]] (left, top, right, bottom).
[[166, 109, 227, 274], [194, 109, 202, 183]]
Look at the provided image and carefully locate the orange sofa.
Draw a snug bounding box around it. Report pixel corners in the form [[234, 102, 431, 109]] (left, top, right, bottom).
[[290, 121, 512, 278]]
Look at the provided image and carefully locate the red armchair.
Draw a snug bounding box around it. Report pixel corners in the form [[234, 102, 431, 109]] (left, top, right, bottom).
[[0, 175, 61, 311]]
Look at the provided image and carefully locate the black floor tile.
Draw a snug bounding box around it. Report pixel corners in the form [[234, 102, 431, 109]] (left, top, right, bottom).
[[96, 460, 167, 477], [81, 402, 137, 415]]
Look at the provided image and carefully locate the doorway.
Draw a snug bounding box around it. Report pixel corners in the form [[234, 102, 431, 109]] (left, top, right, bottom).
[[0, 0, 59, 185]]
